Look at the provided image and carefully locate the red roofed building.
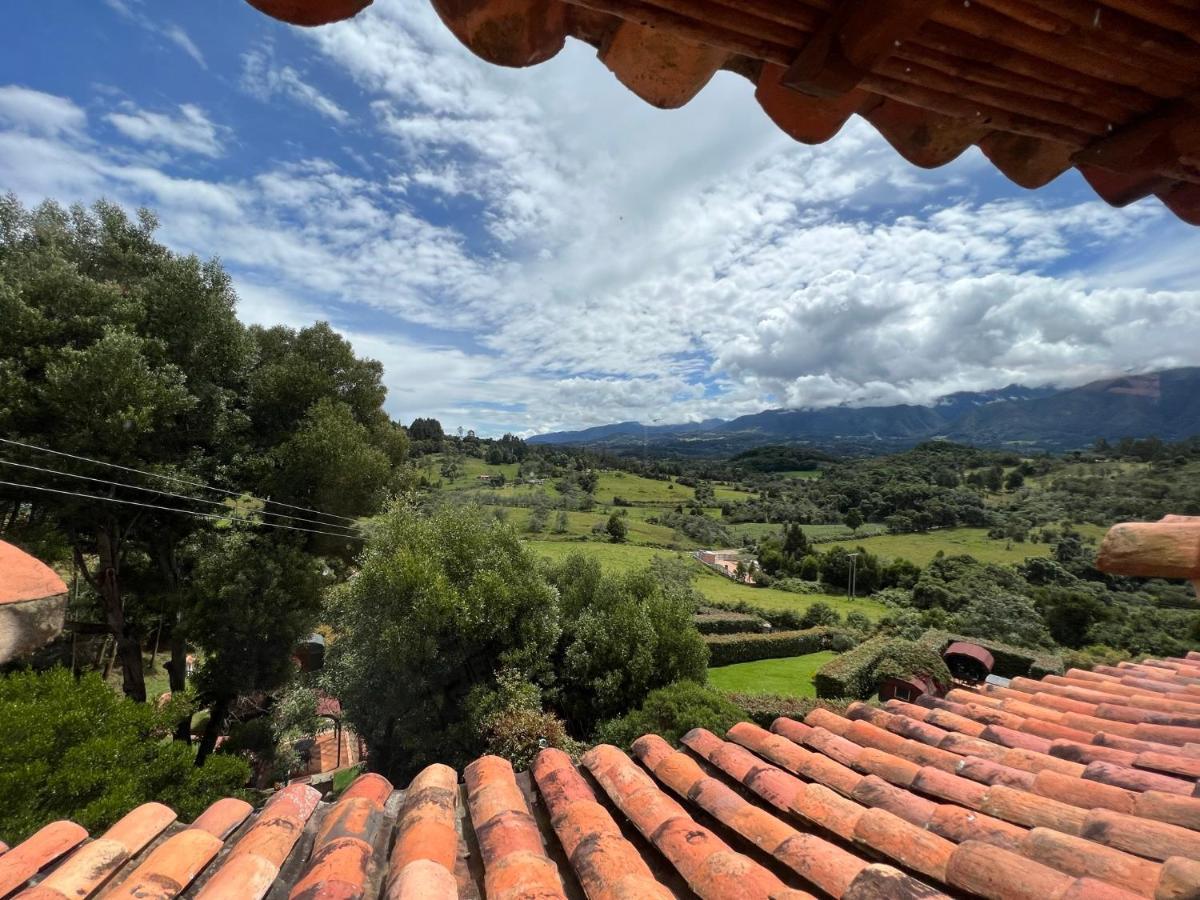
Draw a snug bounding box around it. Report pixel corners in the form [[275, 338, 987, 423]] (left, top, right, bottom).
[[0, 540, 68, 666]]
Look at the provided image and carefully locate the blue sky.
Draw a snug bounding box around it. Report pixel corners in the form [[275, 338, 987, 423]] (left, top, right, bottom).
[[3, 1, 1199, 436]]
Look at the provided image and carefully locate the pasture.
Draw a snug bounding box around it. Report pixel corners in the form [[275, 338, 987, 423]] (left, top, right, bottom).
[[707, 651, 837, 698]]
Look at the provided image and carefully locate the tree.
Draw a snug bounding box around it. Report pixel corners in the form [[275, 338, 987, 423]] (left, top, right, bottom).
[[594, 682, 744, 748], [553, 509, 570, 533], [0, 668, 248, 842], [408, 417, 444, 442], [799, 601, 841, 628], [1005, 469, 1025, 491], [0, 197, 256, 701], [183, 530, 324, 764], [844, 509, 864, 532], [606, 512, 628, 543], [547, 556, 708, 733], [984, 465, 1004, 492], [322, 505, 561, 780]]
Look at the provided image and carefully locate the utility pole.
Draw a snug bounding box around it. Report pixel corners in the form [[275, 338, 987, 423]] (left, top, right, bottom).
[[847, 553, 859, 600]]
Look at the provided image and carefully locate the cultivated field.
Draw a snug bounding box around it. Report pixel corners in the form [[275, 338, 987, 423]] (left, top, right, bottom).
[[822, 524, 1108, 567]]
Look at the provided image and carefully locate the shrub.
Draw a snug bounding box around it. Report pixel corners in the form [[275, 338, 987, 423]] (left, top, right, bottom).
[[0, 668, 250, 843], [813, 636, 953, 700], [727, 693, 853, 728], [705, 627, 847, 667], [799, 602, 841, 629], [470, 671, 581, 771], [693, 611, 768, 635], [594, 681, 745, 748]]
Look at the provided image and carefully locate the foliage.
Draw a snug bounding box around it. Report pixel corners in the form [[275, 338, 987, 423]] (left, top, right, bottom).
[[799, 601, 842, 629], [593, 681, 746, 749], [693, 611, 768, 635], [548, 553, 708, 733], [915, 629, 1063, 679], [0, 669, 249, 843], [469, 670, 581, 771], [606, 512, 628, 543], [323, 504, 561, 780], [704, 627, 847, 667]]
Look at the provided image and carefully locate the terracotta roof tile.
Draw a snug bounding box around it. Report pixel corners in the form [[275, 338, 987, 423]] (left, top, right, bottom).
[[104, 828, 223, 899], [385, 764, 458, 900], [464, 755, 566, 900], [531, 748, 670, 900], [288, 772, 391, 900], [188, 797, 253, 840], [0, 822, 87, 898]]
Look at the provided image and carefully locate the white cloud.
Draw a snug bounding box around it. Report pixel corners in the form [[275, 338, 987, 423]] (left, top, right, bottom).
[[3, 10, 1198, 436], [105, 103, 226, 157], [103, 0, 206, 69], [241, 47, 350, 124], [0, 86, 86, 136]]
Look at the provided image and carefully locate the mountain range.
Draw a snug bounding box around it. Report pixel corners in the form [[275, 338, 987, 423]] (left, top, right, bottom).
[[529, 369, 1200, 455]]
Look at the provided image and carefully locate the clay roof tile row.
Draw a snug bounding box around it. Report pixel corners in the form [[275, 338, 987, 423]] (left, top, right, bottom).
[[8, 652, 1200, 898]]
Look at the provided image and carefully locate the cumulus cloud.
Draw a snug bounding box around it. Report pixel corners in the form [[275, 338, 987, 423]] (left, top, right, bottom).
[[0, 86, 86, 136], [241, 47, 350, 124], [2, 3, 1198, 435], [105, 103, 226, 157]]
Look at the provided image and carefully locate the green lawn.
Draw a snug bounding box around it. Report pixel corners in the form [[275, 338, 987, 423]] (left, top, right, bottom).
[[822, 524, 1108, 567], [708, 652, 837, 698], [527, 541, 887, 620], [512, 508, 680, 547]]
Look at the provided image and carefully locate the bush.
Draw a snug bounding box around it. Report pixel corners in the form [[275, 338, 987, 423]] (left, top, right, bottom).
[[726, 693, 853, 728], [594, 681, 745, 748], [0, 668, 250, 843], [799, 602, 841, 629], [693, 611, 768, 635], [470, 671, 582, 771], [705, 627, 847, 667], [813, 635, 893, 699]]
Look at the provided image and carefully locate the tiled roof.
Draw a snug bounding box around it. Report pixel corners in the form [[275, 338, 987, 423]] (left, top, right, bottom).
[[8, 653, 1200, 898], [242, 0, 1200, 225], [0, 541, 66, 606]]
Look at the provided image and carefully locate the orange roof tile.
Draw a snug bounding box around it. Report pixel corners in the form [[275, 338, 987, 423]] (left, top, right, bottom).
[[0, 542, 67, 606], [240, 1, 1200, 225]]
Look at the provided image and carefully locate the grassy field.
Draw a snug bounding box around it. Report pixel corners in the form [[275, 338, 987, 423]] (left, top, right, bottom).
[[823, 524, 1109, 567], [513, 508, 679, 546], [707, 651, 837, 698], [527, 540, 887, 619]]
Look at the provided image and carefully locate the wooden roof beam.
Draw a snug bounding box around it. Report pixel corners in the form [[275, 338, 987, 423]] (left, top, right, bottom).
[[782, 0, 949, 99]]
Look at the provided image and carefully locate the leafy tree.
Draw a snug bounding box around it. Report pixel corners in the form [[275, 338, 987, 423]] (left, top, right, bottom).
[[467, 669, 580, 770], [183, 530, 325, 763], [844, 509, 864, 532], [1037, 588, 1105, 648], [950, 592, 1053, 649], [548, 555, 708, 734], [408, 417, 444, 442], [1005, 469, 1026, 491], [593, 682, 744, 748], [553, 509, 570, 533], [528, 502, 549, 534], [0, 668, 249, 842], [606, 512, 628, 543], [323, 505, 561, 780]]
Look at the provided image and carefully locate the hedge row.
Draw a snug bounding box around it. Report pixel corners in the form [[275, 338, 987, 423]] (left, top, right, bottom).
[[693, 611, 768, 635], [812, 635, 892, 699], [703, 598, 828, 632], [725, 693, 855, 728], [705, 626, 848, 667], [917, 629, 1064, 679]]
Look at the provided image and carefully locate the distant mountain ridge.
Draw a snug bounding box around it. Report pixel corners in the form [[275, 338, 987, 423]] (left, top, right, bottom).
[[529, 369, 1200, 453]]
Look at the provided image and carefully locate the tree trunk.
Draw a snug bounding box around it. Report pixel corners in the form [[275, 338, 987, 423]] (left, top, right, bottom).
[[169, 629, 191, 743], [91, 521, 146, 702], [195, 696, 230, 766]]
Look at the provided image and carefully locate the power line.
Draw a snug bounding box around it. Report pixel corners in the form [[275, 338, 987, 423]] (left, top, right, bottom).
[[0, 457, 361, 536], [0, 436, 358, 525], [0, 478, 364, 541]]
